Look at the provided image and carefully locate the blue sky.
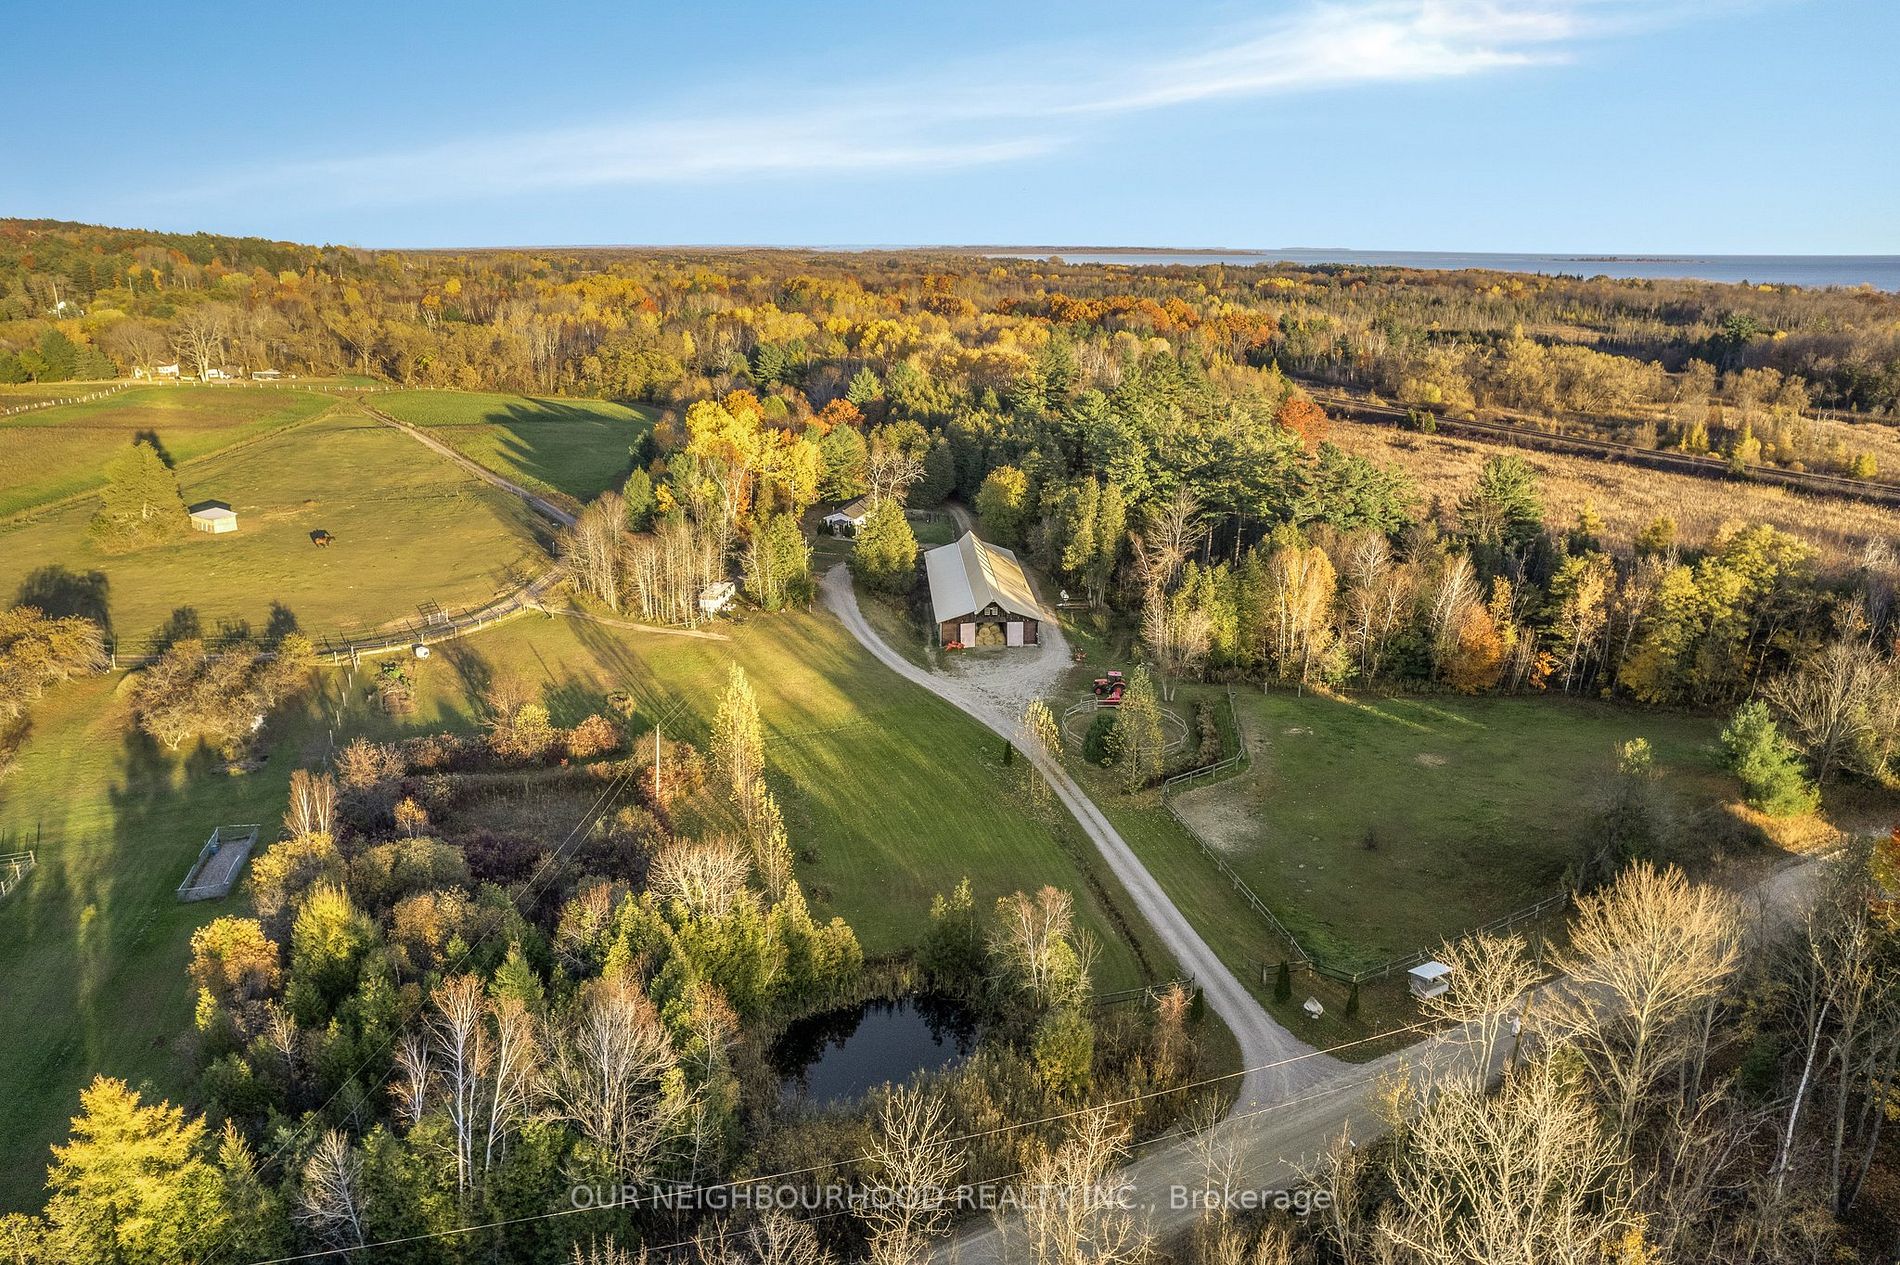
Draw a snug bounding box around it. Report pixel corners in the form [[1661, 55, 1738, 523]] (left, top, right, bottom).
[[4, 0, 1894, 252]]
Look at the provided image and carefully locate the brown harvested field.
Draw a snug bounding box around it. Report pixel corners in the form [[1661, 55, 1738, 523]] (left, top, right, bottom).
[[1331, 419, 1900, 573]]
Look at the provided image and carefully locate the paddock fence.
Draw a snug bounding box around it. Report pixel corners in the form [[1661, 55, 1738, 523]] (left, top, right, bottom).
[[176, 824, 261, 902]]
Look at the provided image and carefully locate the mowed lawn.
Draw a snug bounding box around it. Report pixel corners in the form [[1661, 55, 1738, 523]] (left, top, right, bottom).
[[0, 408, 552, 644], [376, 391, 656, 504], [0, 674, 331, 1210], [1171, 691, 1731, 968], [0, 385, 333, 517]]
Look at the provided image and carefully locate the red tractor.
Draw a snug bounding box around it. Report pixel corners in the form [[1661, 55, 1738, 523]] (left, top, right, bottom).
[[1092, 670, 1125, 706]]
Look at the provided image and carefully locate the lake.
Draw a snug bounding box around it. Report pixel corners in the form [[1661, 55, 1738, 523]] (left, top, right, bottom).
[[982, 249, 1900, 292], [773, 996, 978, 1105]]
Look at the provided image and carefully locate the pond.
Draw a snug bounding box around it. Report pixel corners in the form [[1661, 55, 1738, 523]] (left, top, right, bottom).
[[773, 995, 978, 1105]]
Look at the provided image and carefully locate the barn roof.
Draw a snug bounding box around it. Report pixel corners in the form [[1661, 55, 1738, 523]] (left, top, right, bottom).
[[925, 531, 1046, 624], [188, 500, 235, 522]]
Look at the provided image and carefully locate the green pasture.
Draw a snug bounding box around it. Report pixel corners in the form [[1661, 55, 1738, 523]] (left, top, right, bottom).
[[0, 385, 333, 517], [375, 391, 657, 505], [0, 407, 551, 645]]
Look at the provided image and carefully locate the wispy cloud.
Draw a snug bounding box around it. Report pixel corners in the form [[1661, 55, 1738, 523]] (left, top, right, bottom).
[[168, 0, 1696, 210]]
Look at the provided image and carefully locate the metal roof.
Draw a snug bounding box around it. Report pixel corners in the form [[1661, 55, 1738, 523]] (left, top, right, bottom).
[[925, 531, 1046, 624]]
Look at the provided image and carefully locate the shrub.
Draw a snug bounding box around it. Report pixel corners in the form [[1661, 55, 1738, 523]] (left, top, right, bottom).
[[566, 713, 622, 760]]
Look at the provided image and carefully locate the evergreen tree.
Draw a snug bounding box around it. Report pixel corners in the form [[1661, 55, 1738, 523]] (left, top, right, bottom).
[[1721, 700, 1819, 817], [849, 497, 918, 595], [37, 328, 79, 381], [89, 439, 187, 551], [45, 1078, 228, 1264], [1459, 454, 1544, 552], [621, 467, 657, 531], [915, 435, 957, 506], [844, 367, 882, 408], [819, 424, 869, 502], [711, 663, 766, 799], [1274, 960, 1292, 1002]]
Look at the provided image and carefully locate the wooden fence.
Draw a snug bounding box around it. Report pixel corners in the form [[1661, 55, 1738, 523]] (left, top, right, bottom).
[[0, 851, 36, 901]]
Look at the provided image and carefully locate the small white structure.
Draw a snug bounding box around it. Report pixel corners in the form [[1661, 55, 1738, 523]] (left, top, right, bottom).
[[822, 496, 871, 535], [203, 367, 232, 381], [137, 363, 181, 380], [188, 500, 238, 534], [698, 580, 737, 617], [1408, 960, 1454, 1000], [251, 368, 283, 381], [1302, 996, 1325, 1020]]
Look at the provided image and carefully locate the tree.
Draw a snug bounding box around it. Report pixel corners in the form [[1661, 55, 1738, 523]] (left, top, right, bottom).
[[89, 440, 187, 551], [743, 513, 813, 611], [818, 423, 869, 502], [1545, 861, 1742, 1141], [169, 304, 232, 380], [294, 1129, 366, 1254], [850, 497, 918, 595], [1721, 699, 1819, 816], [543, 977, 688, 1183], [622, 468, 657, 531], [1765, 638, 1899, 784], [973, 465, 1030, 546], [45, 1078, 227, 1265], [989, 886, 1092, 1010], [862, 1086, 965, 1265], [1016, 699, 1064, 822], [1458, 454, 1544, 552], [1418, 931, 1540, 1082], [1111, 665, 1166, 791], [1274, 396, 1329, 449], [711, 663, 765, 800], [188, 916, 280, 1007], [0, 604, 107, 726]]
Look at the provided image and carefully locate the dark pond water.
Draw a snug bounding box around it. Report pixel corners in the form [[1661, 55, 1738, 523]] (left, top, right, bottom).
[[773, 996, 978, 1104]]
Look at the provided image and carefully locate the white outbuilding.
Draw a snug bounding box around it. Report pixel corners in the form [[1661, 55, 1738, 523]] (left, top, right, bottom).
[[1408, 960, 1454, 1000], [188, 500, 238, 534]]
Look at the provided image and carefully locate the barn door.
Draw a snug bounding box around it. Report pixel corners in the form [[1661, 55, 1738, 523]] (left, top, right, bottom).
[[959, 622, 976, 645], [1005, 621, 1024, 647]]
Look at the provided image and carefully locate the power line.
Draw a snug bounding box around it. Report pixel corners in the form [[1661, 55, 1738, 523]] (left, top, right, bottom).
[[240, 1023, 1431, 1264]]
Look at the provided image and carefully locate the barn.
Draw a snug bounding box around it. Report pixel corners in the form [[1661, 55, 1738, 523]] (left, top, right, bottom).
[[925, 531, 1046, 648], [188, 500, 238, 534]]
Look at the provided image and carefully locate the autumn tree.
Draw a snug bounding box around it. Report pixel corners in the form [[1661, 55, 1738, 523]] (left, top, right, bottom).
[[1274, 396, 1329, 449], [1111, 664, 1167, 790], [973, 464, 1031, 546]]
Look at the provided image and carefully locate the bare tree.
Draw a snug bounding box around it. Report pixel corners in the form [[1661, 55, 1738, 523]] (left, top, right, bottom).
[[543, 977, 689, 1184], [1016, 699, 1065, 821], [1383, 1056, 1634, 1265], [650, 838, 754, 922], [1141, 596, 1213, 701], [989, 887, 1091, 1009], [284, 768, 338, 839], [296, 1128, 367, 1254], [1766, 637, 1897, 782], [1419, 931, 1541, 1084], [563, 492, 627, 613], [1129, 488, 1204, 600], [1016, 1108, 1152, 1265], [170, 304, 233, 380], [861, 1086, 965, 1265], [1544, 862, 1742, 1141]]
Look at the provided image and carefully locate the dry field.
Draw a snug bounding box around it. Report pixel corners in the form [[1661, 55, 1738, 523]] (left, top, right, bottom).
[[1331, 419, 1900, 573]]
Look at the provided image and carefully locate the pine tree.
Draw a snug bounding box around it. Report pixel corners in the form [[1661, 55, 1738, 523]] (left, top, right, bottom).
[[819, 424, 870, 502], [915, 436, 957, 506], [1274, 961, 1292, 1002], [849, 497, 918, 595], [621, 467, 657, 531], [89, 440, 187, 551], [1721, 700, 1819, 817], [845, 367, 882, 408]]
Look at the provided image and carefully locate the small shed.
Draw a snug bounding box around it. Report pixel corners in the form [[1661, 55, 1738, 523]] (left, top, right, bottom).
[[699, 580, 737, 617], [188, 500, 238, 534], [822, 496, 871, 535], [1408, 960, 1454, 1000], [1302, 996, 1325, 1020], [251, 368, 283, 381]]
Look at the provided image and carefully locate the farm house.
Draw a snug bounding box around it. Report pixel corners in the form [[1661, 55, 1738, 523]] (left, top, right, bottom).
[[925, 531, 1046, 648], [822, 496, 871, 535], [188, 500, 238, 533]]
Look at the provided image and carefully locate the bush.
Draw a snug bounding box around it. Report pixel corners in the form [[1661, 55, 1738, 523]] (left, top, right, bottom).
[[565, 713, 622, 760], [1082, 711, 1118, 766]]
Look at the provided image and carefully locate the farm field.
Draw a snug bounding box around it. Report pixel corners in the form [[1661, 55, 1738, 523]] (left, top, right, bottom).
[[375, 390, 657, 505], [1328, 418, 1900, 575], [0, 407, 551, 645], [0, 385, 334, 517], [1170, 690, 1736, 969], [0, 607, 1176, 1208]]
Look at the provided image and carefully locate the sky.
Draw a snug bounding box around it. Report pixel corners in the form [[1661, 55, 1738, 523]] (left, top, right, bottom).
[[3, 0, 1896, 253]]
